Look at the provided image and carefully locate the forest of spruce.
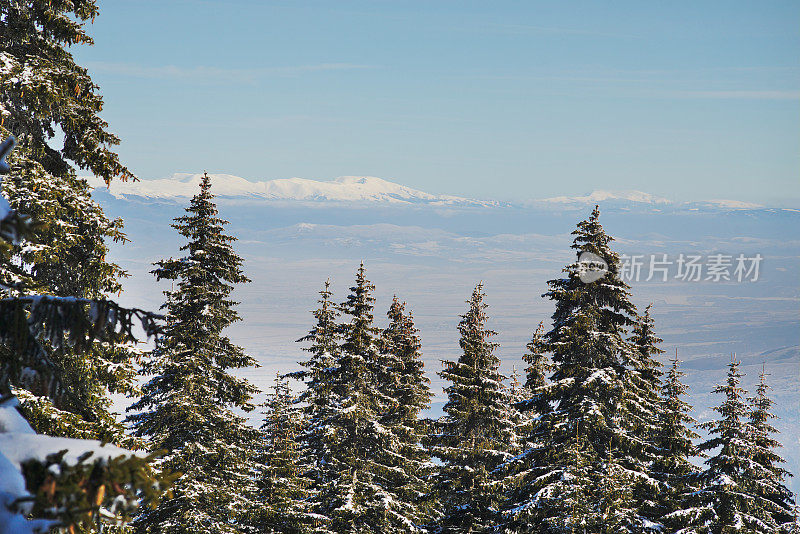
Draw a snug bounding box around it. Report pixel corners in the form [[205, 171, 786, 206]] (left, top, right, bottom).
[[0, 1, 797, 533]]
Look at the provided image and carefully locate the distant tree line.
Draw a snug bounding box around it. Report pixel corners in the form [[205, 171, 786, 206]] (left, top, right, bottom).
[[126, 179, 798, 534]]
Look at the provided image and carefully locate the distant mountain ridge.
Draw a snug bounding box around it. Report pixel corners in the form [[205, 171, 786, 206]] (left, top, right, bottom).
[[85, 173, 773, 210], [85, 173, 501, 207]]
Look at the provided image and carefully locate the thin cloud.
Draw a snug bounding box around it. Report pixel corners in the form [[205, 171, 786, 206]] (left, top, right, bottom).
[[84, 61, 258, 82], [671, 90, 800, 100], [477, 22, 638, 39], [277, 63, 375, 74], [85, 61, 376, 83]]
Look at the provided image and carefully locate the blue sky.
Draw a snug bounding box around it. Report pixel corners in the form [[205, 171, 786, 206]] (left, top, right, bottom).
[[75, 0, 799, 204]]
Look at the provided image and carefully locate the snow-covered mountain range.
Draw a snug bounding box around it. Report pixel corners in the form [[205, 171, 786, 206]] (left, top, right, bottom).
[[85, 174, 500, 206], [85, 173, 771, 210]]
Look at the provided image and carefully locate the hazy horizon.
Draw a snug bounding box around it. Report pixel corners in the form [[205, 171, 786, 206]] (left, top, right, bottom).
[[75, 1, 799, 205]]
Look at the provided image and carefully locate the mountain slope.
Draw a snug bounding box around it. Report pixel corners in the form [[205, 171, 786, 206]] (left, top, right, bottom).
[[85, 173, 781, 212], [85, 174, 498, 206]]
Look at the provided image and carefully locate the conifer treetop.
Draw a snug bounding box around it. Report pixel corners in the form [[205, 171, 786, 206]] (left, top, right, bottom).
[[1, 0, 134, 182], [434, 282, 515, 532], [672, 355, 780, 533], [128, 174, 259, 534], [748, 365, 796, 529]]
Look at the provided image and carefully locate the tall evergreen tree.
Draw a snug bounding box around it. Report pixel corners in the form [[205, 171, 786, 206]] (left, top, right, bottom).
[[668, 357, 777, 533], [302, 264, 413, 532], [431, 283, 516, 533], [0, 1, 133, 182], [376, 296, 435, 529], [747, 367, 795, 531], [652, 353, 700, 526], [0, 137, 168, 531], [293, 278, 340, 528], [1, 0, 141, 445], [536, 421, 594, 534], [596, 446, 637, 534], [622, 304, 666, 528], [253, 373, 314, 534], [518, 322, 552, 422], [127, 173, 260, 534], [498, 322, 555, 532], [519, 206, 646, 533]]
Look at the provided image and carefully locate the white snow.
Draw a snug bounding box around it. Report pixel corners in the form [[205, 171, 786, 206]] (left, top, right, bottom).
[[83, 174, 778, 211], [85, 173, 495, 206], [0, 434, 138, 470], [0, 398, 141, 534], [538, 190, 670, 205], [700, 199, 764, 209]]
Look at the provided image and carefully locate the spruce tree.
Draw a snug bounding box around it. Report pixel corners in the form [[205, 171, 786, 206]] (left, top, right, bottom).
[[301, 264, 413, 532], [0, 1, 133, 182], [499, 322, 554, 532], [127, 173, 260, 534], [1, 0, 141, 445], [668, 356, 777, 533], [431, 283, 516, 533], [253, 373, 314, 533], [596, 447, 637, 534], [0, 136, 168, 531], [519, 206, 647, 533], [517, 322, 552, 424], [376, 297, 435, 529], [293, 278, 340, 527], [622, 304, 666, 528], [747, 367, 795, 531], [540, 422, 594, 534], [652, 353, 700, 526]]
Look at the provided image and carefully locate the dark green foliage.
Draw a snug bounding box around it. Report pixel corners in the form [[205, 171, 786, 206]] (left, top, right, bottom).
[[0, 135, 168, 530], [299, 265, 406, 532], [296, 269, 435, 532], [595, 450, 637, 534], [292, 278, 340, 513], [537, 423, 594, 533], [431, 283, 516, 533], [520, 322, 552, 415], [498, 322, 553, 532], [651, 354, 700, 525], [1, 0, 143, 445], [506, 207, 647, 533], [668, 357, 778, 533], [747, 367, 795, 531], [128, 174, 260, 534], [0, 0, 133, 182], [506, 365, 527, 406], [253, 374, 315, 534], [621, 305, 666, 528], [376, 297, 434, 529]]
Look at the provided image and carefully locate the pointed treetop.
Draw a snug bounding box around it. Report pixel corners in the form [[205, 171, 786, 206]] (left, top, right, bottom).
[[571, 204, 613, 255]]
